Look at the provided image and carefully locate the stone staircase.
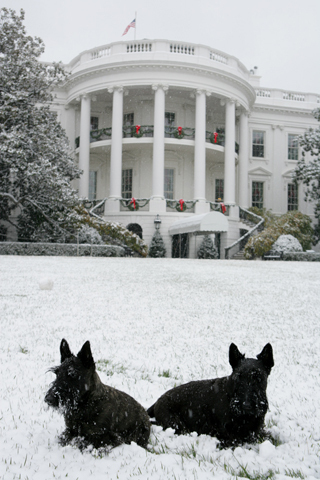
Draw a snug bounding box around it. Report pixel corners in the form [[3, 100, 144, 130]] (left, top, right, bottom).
[[232, 249, 247, 260], [225, 207, 265, 260]]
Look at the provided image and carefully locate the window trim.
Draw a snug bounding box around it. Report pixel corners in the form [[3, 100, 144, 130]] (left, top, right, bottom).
[[90, 116, 99, 131], [121, 168, 133, 199], [164, 168, 174, 200], [287, 133, 299, 161], [252, 130, 265, 158], [287, 182, 299, 211], [215, 178, 224, 202], [89, 170, 97, 200], [251, 181, 264, 209]]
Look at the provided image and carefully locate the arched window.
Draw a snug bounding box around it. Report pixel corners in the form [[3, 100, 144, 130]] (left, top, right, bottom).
[[127, 223, 143, 239]]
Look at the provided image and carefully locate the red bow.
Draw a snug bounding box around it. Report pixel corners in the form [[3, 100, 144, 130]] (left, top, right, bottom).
[[179, 199, 185, 211], [177, 126, 183, 136], [214, 132, 218, 143], [220, 202, 226, 214], [130, 197, 136, 210], [135, 125, 141, 134]]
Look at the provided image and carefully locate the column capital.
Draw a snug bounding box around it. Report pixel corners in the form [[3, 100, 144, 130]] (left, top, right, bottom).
[[108, 85, 124, 94], [195, 89, 211, 97], [220, 97, 236, 106], [152, 84, 168, 92]]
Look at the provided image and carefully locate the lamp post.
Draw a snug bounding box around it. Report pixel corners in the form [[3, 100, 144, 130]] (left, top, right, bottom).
[[154, 214, 161, 230]]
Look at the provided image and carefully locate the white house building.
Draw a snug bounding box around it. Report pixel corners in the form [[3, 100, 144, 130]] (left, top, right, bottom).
[[52, 39, 319, 258]]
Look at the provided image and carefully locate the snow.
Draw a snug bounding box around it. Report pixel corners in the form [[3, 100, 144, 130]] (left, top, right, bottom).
[[1, 256, 320, 480], [270, 235, 303, 255]]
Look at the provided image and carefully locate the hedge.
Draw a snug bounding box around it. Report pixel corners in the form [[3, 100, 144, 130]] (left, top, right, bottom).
[[0, 242, 125, 257], [282, 252, 320, 262]]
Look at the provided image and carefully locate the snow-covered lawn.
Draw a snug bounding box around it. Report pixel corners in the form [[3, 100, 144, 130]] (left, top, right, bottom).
[[1, 256, 319, 480]]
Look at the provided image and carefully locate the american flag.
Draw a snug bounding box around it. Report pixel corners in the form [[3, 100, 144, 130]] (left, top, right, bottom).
[[122, 19, 136, 36]]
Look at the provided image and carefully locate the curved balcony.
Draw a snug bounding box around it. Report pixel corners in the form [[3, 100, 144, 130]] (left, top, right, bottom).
[[75, 126, 239, 153]]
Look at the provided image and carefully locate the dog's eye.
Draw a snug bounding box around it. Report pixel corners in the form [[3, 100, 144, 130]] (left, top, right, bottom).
[[67, 367, 77, 378]]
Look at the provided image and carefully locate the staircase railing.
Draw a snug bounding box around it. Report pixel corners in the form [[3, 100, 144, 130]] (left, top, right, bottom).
[[89, 198, 107, 218], [225, 207, 264, 259]]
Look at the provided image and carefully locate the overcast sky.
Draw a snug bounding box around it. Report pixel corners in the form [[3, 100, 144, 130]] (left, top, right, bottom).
[[6, 0, 320, 94]]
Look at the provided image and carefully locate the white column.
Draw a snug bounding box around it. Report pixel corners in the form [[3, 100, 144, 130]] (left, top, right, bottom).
[[238, 111, 249, 208], [109, 86, 124, 199], [194, 90, 206, 201], [78, 94, 91, 198], [152, 85, 166, 199], [224, 99, 236, 205], [194, 90, 210, 214], [149, 85, 167, 213]]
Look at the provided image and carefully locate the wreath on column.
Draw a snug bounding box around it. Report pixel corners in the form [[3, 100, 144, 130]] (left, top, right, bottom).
[[174, 126, 185, 139], [209, 132, 219, 144], [176, 199, 187, 212], [127, 197, 140, 211], [133, 125, 144, 138]]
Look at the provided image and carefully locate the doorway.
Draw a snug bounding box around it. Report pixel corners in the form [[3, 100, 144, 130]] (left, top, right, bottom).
[[172, 233, 189, 258]]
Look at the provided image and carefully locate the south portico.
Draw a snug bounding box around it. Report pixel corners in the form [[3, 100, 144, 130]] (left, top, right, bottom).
[[76, 86, 249, 214]]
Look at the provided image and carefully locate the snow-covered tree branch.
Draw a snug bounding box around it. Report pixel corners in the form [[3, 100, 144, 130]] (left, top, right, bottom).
[[0, 8, 81, 242], [294, 108, 320, 242]]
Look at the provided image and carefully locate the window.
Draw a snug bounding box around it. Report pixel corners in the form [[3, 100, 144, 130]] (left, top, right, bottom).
[[288, 134, 299, 160], [89, 171, 97, 200], [122, 169, 133, 199], [123, 113, 134, 137], [252, 131, 265, 158], [165, 112, 175, 137], [288, 183, 298, 211], [164, 168, 174, 199], [123, 113, 134, 126], [215, 179, 224, 202], [252, 181, 264, 209], [165, 112, 175, 126], [91, 116, 99, 130]]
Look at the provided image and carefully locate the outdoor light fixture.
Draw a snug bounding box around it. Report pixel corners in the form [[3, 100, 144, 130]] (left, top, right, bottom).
[[154, 214, 161, 230]]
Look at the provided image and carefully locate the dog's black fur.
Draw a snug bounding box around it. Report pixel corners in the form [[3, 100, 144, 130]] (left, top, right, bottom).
[[45, 339, 151, 450], [147, 343, 274, 446]]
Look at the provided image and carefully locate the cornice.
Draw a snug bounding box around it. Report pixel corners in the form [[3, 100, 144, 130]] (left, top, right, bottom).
[[64, 60, 256, 107], [252, 104, 315, 117]]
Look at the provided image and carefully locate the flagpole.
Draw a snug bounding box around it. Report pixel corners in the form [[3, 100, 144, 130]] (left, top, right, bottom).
[[135, 11, 137, 40]]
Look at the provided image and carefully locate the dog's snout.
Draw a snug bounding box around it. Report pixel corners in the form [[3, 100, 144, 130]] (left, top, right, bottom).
[[45, 390, 59, 407]]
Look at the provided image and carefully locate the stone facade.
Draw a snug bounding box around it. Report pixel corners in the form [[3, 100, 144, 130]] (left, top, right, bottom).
[[50, 39, 319, 258]]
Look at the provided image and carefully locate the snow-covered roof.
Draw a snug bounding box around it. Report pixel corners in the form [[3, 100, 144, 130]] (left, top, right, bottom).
[[168, 212, 228, 235]]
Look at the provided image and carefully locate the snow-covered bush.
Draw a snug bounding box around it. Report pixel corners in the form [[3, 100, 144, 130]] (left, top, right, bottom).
[[148, 231, 166, 258], [270, 234, 303, 255], [75, 206, 148, 257], [77, 225, 103, 245], [244, 211, 313, 259], [0, 242, 124, 257], [197, 235, 218, 259]]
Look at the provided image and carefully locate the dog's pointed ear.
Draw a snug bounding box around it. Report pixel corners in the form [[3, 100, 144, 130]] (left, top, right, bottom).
[[257, 343, 274, 372], [60, 339, 72, 363], [77, 341, 94, 368], [229, 343, 245, 370]]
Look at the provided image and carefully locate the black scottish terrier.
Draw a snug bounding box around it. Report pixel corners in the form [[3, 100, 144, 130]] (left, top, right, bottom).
[[147, 343, 274, 446], [45, 339, 151, 450]]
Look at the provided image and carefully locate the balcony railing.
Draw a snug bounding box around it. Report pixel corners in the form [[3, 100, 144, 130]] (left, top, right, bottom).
[[209, 202, 231, 216], [120, 198, 150, 212], [123, 125, 154, 138], [75, 126, 239, 153], [166, 199, 197, 213], [165, 126, 195, 139]]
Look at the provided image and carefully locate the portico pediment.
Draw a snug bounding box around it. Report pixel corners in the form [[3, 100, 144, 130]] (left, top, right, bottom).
[[248, 166, 272, 177]]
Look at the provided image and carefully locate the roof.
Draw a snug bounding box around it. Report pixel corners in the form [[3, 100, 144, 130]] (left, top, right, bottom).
[[168, 212, 228, 236]]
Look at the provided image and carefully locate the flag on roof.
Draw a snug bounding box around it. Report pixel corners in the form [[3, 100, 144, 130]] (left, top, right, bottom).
[[122, 19, 136, 36]]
